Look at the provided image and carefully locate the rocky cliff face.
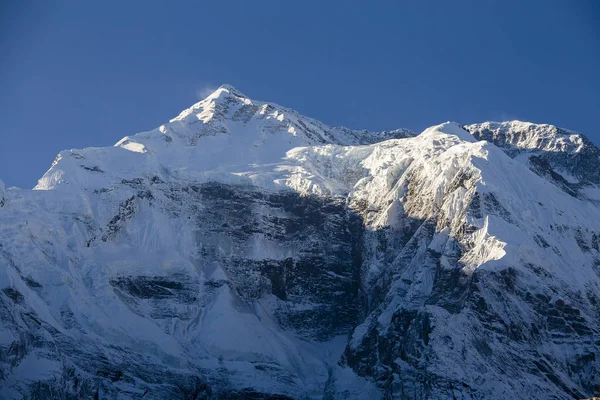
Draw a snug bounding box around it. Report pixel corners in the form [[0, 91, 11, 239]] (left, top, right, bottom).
[[1, 86, 599, 399]]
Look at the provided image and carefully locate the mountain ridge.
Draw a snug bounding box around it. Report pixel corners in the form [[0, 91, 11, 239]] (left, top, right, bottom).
[[1, 87, 599, 399]]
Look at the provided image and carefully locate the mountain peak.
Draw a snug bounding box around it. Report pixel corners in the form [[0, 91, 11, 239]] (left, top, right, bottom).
[[206, 84, 248, 101], [465, 120, 600, 195], [421, 121, 476, 142], [35, 87, 416, 191], [216, 84, 246, 97], [465, 120, 587, 154]]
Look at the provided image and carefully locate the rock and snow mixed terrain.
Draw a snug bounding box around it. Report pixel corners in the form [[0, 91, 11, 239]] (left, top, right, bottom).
[[1, 85, 599, 399]]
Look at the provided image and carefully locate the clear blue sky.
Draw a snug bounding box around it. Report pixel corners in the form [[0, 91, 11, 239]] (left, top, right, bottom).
[[1, 0, 599, 188]]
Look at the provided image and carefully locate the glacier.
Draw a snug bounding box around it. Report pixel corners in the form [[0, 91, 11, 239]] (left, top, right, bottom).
[[0, 85, 599, 399]]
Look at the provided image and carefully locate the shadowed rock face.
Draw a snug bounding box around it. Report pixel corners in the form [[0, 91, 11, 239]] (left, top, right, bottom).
[[197, 182, 365, 340], [344, 268, 600, 399], [110, 182, 366, 341], [340, 196, 600, 400], [0, 182, 368, 399]]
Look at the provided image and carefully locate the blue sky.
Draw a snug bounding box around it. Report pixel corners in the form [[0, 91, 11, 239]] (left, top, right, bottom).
[[1, 0, 599, 188]]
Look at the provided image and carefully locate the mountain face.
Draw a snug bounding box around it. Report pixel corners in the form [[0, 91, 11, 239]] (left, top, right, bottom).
[[1, 86, 599, 399]]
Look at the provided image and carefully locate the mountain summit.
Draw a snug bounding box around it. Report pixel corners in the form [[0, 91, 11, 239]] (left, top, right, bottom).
[[35, 85, 415, 192], [1, 88, 599, 399]]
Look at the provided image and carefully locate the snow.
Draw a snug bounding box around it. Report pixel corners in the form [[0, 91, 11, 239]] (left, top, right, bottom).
[[115, 137, 147, 153], [34, 85, 415, 193], [29, 94, 600, 292], [465, 120, 586, 153], [8, 355, 61, 381], [2, 86, 600, 399], [421, 121, 476, 143]]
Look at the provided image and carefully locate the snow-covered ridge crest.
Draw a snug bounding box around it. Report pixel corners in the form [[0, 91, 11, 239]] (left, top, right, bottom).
[[34, 84, 415, 191], [161, 83, 416, 146], [170, 84, 250, 123], [465, 120, 586, 153], [466, 120, 600, 197]]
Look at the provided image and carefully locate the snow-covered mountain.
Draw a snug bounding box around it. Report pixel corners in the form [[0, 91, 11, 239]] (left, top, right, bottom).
[[1, 85, 599, 399]]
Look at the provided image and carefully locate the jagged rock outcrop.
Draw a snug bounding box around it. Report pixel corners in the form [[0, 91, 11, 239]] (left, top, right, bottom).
[[465, 121, 600, 200], [0, 179, 6, 208]]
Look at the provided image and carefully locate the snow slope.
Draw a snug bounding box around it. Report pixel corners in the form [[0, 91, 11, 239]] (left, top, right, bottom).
[[0, 87, 599, 399]]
